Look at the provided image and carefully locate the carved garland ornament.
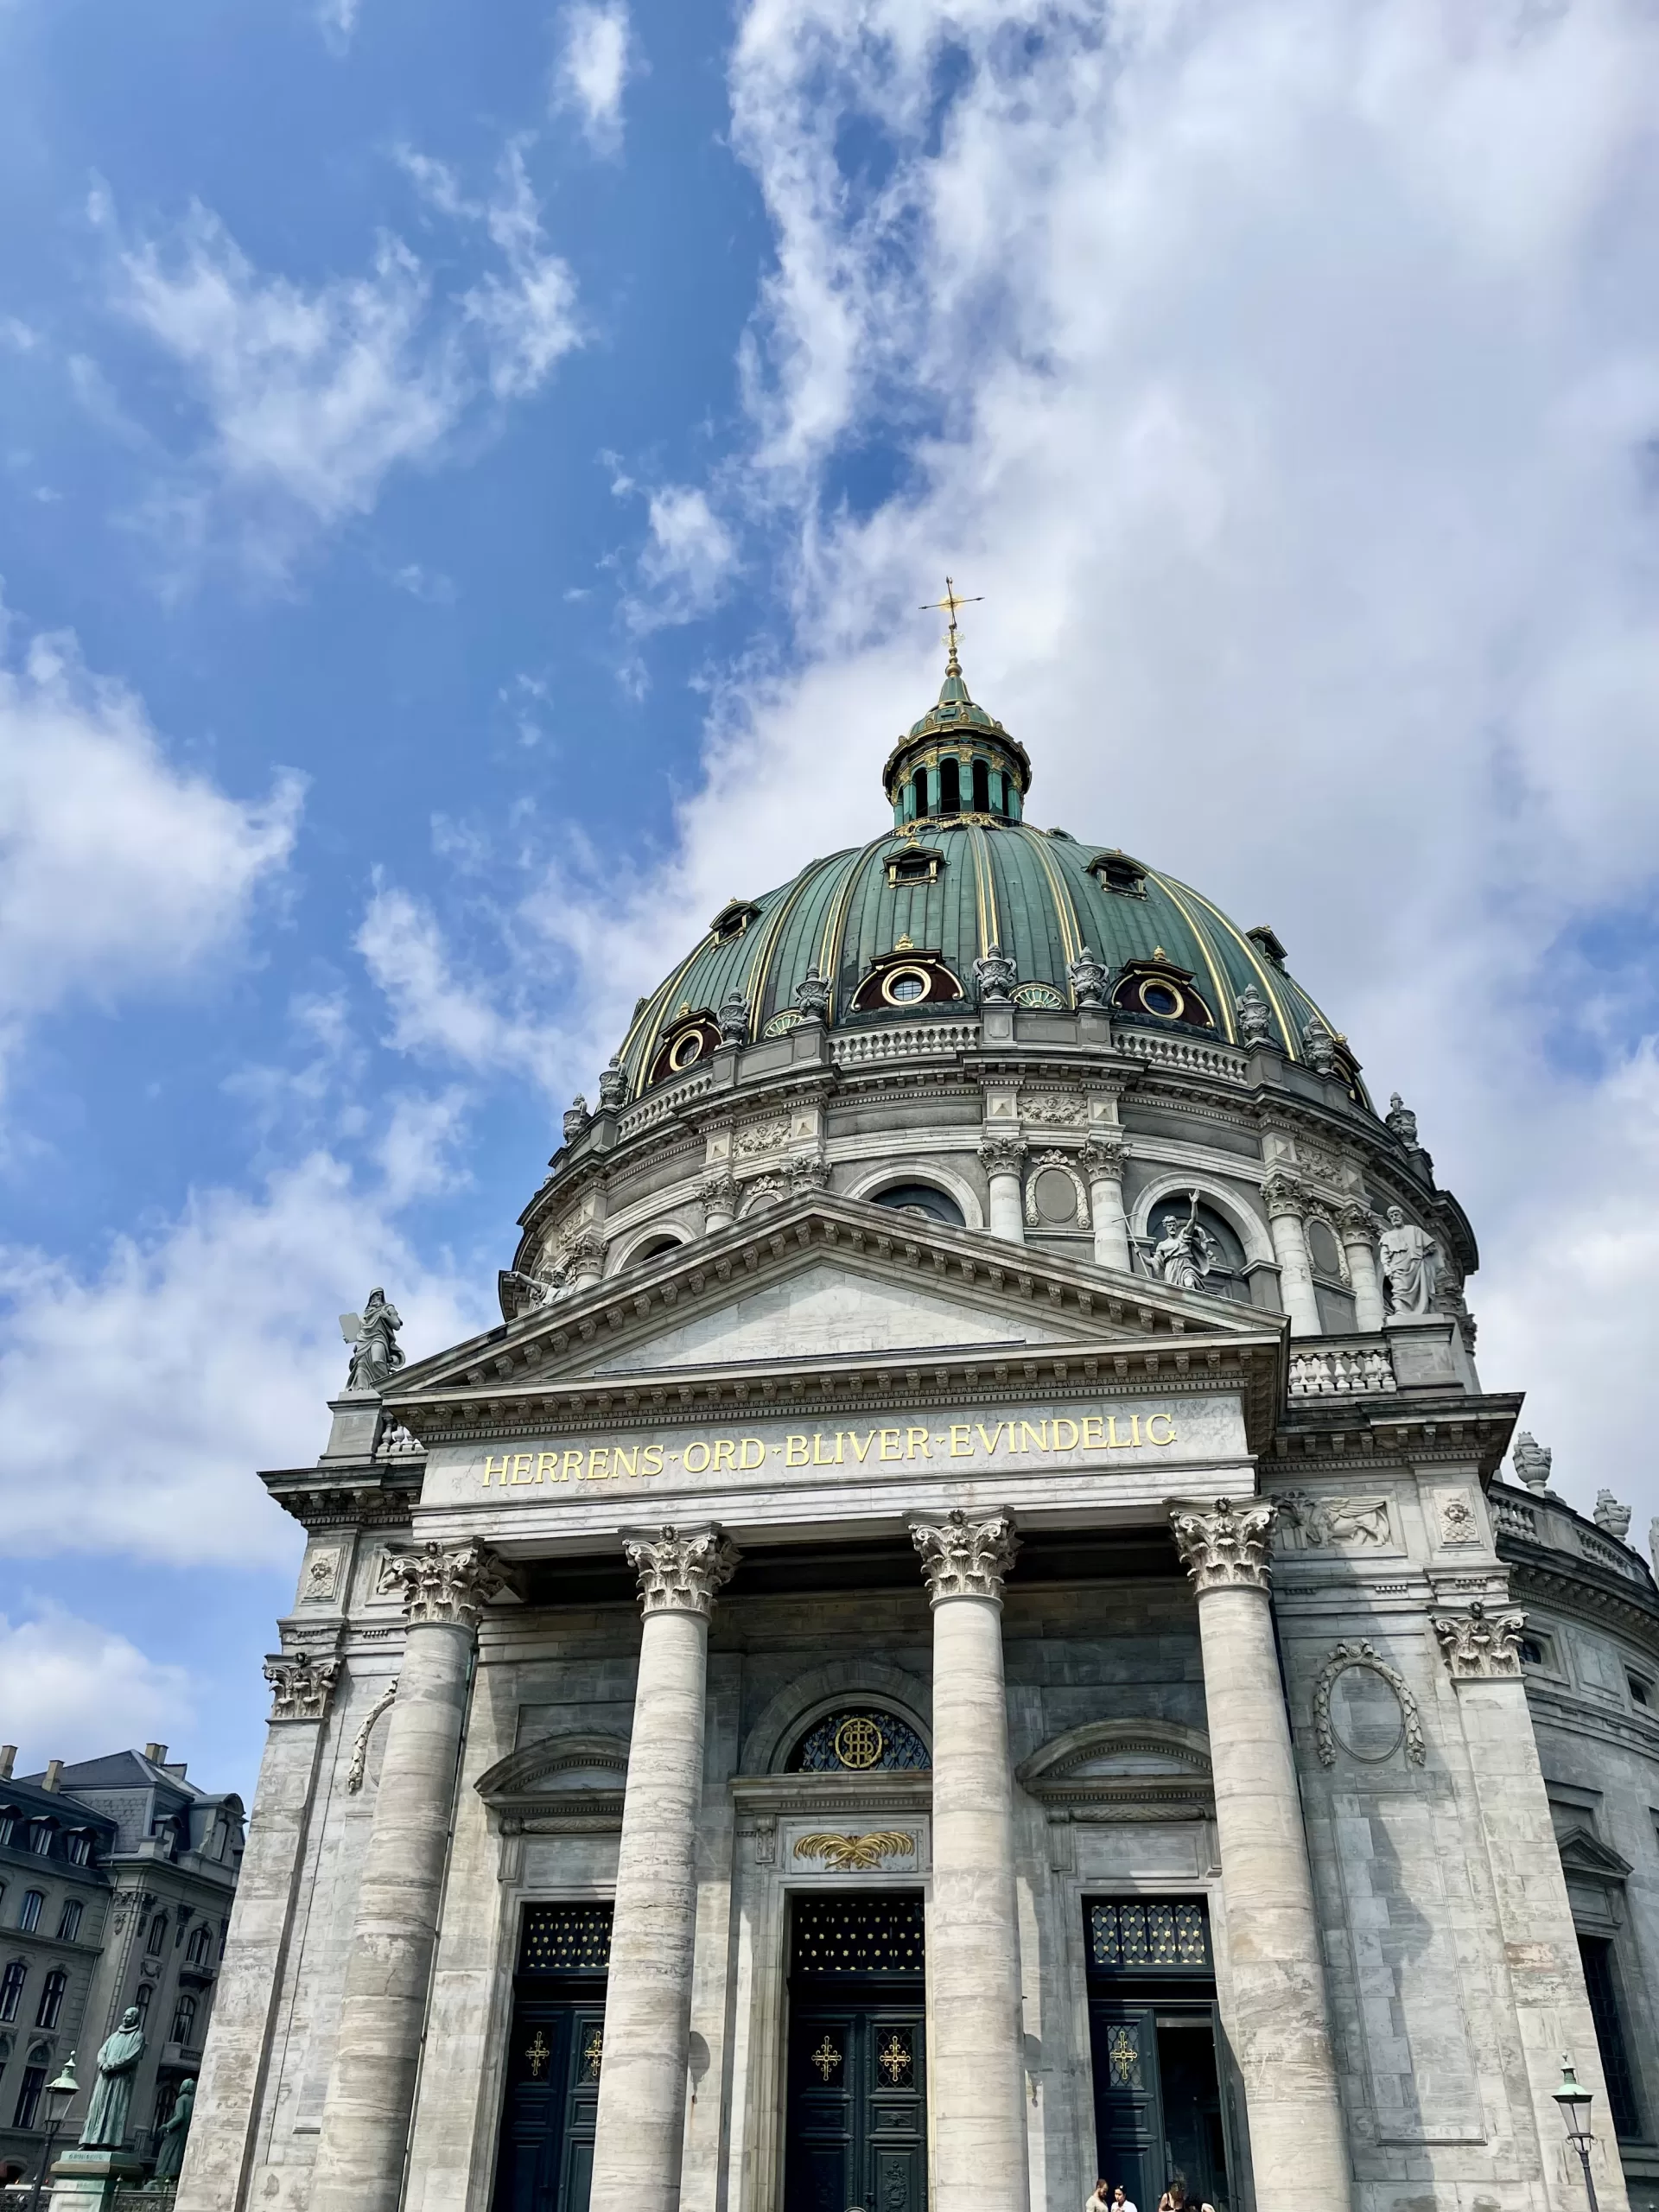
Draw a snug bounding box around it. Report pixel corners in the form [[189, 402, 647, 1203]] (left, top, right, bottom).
[[911, 1508, 1020, 1603], [624, 1524, 741, 1618], [1312, 1642, 1426, 1769], [1170, 1498, 1276, 1592], [1431, 1601, 1525, 1679], [263, 1651, 341, 1724], [346, 1680, 398, 1793]]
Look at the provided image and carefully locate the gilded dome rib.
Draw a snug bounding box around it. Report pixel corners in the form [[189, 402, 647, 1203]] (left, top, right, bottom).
[[1144, 872, 1241, 1046], [1010, 823, 1084, 967], [817, 836, 893, 1020], [1154, 873, 1300, 1059]]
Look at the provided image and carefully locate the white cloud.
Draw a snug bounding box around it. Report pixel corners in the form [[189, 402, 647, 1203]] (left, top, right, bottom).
[[0, 610, 299, 1082], [102, 154, 580, 569], [612, 0, 1659, 1527], [315, 0, 359, 54], [0, 1152, 485, 1566], [376, 1087, 472, 1205], [555, 2, 633, 154], [0, 1605, 195, 1772], [631, 485, 739, 627], [357, 880, 568, 1091]]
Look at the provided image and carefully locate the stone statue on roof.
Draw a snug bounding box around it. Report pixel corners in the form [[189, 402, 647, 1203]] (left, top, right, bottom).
[[341, 1288, 405, 1393]]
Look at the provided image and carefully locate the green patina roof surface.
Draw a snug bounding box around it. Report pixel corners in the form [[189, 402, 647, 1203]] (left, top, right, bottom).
[[617, 817, 1352, 1100]]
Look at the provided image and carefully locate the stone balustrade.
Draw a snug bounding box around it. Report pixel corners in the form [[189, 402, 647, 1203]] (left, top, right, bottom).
[[1287, 1338, 1397, 1397]]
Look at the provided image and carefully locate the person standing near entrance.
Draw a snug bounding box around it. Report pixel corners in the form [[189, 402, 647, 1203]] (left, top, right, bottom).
[[1112, 2185, 1138, 2212], [1087, 2185, 1111, 2212]]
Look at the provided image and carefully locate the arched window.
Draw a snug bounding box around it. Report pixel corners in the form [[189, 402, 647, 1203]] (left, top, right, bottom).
[[971, 758, 990, 814], [169, 1991, 198, 2044], [0, 1963, 24, 2023], [786, 1708, 930, 1773], [938, 757, 960, 815], [1137, 1195, 1250, 1303], [133, 1982, 153, 2023], [17, 1893, 41, 1934], [185, 1925, 213, 1968], [34, 1970, 66, 2031], [145, 1915, 167, 1956], [630, 1235, 683, 1268], [870, 1182, 965, 1228], [912, 766, 928, 818]]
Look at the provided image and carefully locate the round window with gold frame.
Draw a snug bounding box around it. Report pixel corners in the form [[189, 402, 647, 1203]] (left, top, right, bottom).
[[881, 965, 931, 1006], [669, 1028, 706, 1070]]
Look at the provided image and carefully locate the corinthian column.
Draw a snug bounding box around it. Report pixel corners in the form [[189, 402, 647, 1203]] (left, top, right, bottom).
[[980, 1137, 1027, 1244], [310, 1541, 510, 2212], [910, 1510, 1030, 2212], [1081, 1137, 1132, 1270], [1263, 1176, 1323, 1336], [589, 1524, 740, 2212], [1170, 1501, 1351, 2212], [1336, 1204, 1386, 1332]]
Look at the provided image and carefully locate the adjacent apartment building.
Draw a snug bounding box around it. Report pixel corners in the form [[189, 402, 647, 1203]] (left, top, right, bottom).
[[0, 1746, 243, 2186]]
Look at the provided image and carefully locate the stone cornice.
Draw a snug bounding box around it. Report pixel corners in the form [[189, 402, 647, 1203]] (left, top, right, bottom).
[[1270, 1391, 1521, 1480], [1503, 1548, 1659, 1653], [259, 1463, 422, 1532], [730, 1772, 933, 1820]]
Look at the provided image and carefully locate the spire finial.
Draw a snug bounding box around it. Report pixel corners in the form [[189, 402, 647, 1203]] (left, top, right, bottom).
[[919, 575, 982, 679]]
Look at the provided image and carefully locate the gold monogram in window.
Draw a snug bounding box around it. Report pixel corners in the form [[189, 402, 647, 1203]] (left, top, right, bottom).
[[834, 1714, 884, 1769]]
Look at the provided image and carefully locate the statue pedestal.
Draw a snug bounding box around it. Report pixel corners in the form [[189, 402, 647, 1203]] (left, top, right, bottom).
[[1384, 1311, 1470, 1390], [48, 2149, 146, 2210]]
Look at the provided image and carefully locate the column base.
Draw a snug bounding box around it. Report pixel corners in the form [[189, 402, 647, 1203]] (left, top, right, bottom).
[[48, 2148, 148, 2211]]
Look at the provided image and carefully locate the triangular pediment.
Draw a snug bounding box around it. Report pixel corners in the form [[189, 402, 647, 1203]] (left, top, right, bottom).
[[1556, 1825, 1632, 1883], [388, 1192, 1282, 1428]]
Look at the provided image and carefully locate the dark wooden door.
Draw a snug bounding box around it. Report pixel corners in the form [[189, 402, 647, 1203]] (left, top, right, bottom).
[[1090, 2002, 1165, 2212], [785, 2002, 926, 2212], [491, 1996, 605, 2212]]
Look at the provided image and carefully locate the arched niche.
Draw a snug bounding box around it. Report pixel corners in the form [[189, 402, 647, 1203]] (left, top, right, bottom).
[[1015, 1719, 1215, 1821], [839, 1158, 985, 1232], [607, 1220, 696, 1274], [1130, 1171, 1274, 1270], [740, 1657, 932, 1778], [474, 1732, 632, 1831]]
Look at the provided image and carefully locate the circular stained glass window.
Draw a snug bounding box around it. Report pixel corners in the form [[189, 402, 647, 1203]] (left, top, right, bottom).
[[1142, 982, 1182, 1018]]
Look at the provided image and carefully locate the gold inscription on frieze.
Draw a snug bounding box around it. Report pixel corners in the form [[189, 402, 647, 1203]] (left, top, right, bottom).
[[478, 1410, 1180, 1488]]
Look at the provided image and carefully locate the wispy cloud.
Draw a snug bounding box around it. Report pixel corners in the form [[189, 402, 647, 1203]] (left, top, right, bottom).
[[0, 1605, 195, 1772], [554, 2, 634, 155], [629, 483, 739, 628], [98, 148, 581, 575], [0, 605, 299, 1089]]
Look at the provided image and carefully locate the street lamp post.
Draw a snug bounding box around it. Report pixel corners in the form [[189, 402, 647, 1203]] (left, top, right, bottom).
[[27, 2052, 79, 2212], [1554, 2054, 1600, 2212]]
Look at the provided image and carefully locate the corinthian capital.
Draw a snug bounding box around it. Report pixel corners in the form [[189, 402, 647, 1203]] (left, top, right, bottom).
[[911, 1508, 1020, 1604], [1262, 1174, 1307, 1222], [1079, 1136, 1125, 1179], [382, 1540, 512, 1630], [979, 1136, 1027, 1177], [263, 1649, 341, 1724], [624, 1524, 741, 1618], [1431, 1601, 1524, 1679], [1336, 1200, 1378, 1244], [1171, 1498, 1276, 1592]]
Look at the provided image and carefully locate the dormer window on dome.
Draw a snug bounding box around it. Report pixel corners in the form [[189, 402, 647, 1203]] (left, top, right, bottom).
[[1089, 849, 1148, 899], [881, 641, 1031, 831], [647, 1006, 722, 1084], [849, 946, 963, 1013], [709, 897, 760, 943], [1111, 953, 1215, 1031], [886, 843, 945, 887]]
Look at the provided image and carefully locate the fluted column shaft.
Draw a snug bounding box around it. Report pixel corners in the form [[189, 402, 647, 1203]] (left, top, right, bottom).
[[912, 1510, 1029, 2212], [1264, 1179, 1322, 1336], [1172, 1502, 1351, 2212], [981, 1140, 1027, 1245], [590, 1525, 739, 2212], [310, 1543, 507, 2212], [1083, 1140, 1132, 1270]]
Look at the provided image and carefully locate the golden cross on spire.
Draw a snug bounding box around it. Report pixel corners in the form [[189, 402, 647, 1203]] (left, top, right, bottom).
[[919, 575, 982, 670]]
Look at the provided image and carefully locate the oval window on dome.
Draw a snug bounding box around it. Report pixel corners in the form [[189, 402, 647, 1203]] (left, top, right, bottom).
[[1142, 982, 1182, 1017], [670, 1029, 706, 1071], [885, 969, 929, 1004]]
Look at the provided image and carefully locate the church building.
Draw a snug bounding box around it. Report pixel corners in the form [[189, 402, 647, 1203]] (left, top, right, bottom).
[[175, 634, 1659, 2212]]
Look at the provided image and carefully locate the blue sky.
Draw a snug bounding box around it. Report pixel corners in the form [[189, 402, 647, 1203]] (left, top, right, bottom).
[[3, 0, 1659, 1805]]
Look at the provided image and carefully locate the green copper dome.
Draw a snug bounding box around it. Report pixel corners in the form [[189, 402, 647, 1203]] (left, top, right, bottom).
[[616, 654, 1357, 1103]]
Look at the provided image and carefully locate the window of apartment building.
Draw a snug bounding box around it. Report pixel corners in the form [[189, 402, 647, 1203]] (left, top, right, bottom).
[[64, 1834, 92, 1868], [0, 1815, 15, 1849], [144, 1915, 167, 1955], [11, 2063, 45, 2131], [0, 1963, 24, 2023], [34, 1970, 66, 2031], [169, 1992, 198, 2045], [17, 1892, 41, 1934], [54, 1901, 81, 1943], [133, 1982, 152, 2023], [1579, 1934, 1643, 2138], [28, 1824, 53, 1858], [184, 1924, 212, 1968]]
